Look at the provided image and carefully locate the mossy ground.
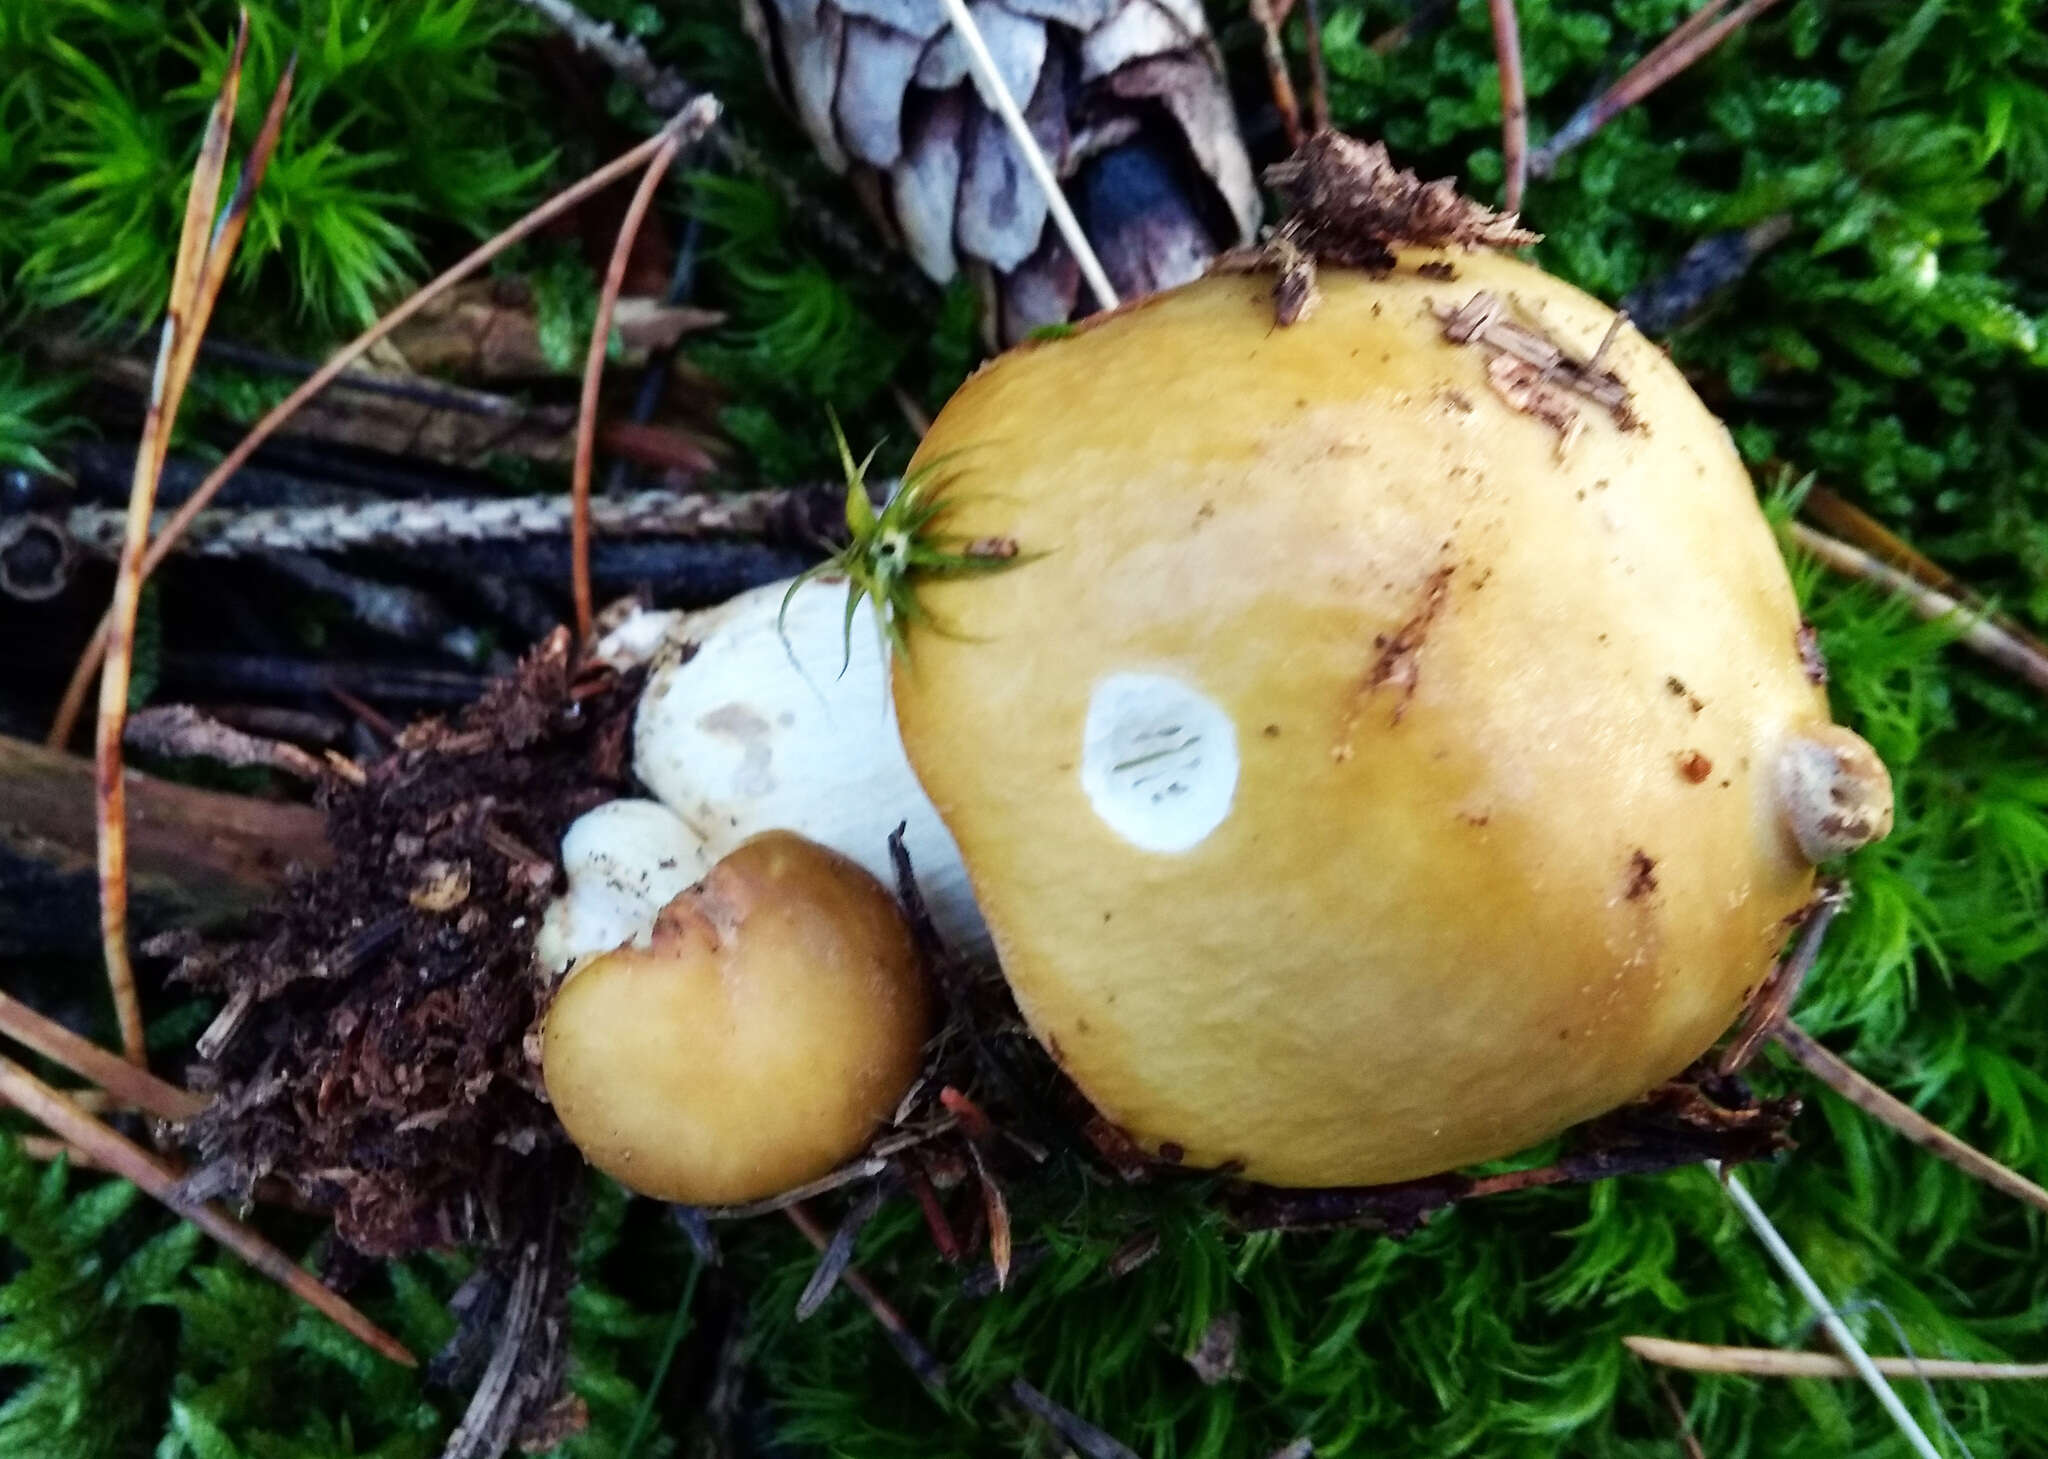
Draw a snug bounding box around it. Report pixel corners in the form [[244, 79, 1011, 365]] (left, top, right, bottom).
[[3, 1, 2047, 1456]]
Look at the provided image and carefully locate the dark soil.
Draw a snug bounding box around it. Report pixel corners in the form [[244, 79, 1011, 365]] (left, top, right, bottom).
[[166, 628, 639, 1258]]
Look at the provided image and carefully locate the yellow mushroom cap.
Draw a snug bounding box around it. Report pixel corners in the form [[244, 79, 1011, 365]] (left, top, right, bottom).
[[541, 831, 931, 1205], [890, 255, 1890, 1189]]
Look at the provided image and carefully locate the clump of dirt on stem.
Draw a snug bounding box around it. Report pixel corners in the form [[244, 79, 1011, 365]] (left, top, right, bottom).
[[165, 628, 639, 1259]]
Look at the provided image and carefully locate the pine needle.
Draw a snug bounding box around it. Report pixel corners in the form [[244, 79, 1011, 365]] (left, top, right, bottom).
[[1532, 0, 1786, 176], [1789, 521, 2048, 695], [1774, 1022, 2048, 1215], [1627, 1335, 2048, 1382], [0, 991, 206, 1124], [1250, 0, 1305, 152], [573, 133, 681, 640], [783, 1204, 948, 1395], [0, 1054, 413, 1368]]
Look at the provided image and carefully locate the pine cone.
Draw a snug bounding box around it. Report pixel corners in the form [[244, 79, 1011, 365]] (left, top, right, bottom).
[[741, 0, 1261, 343]]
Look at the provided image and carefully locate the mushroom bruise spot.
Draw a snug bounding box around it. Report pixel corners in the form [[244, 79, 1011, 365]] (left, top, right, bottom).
[[1079, 673, 1238, 853]]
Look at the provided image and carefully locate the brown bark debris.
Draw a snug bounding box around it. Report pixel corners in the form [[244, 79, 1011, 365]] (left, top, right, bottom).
[[1436, 290, 1641, 440], [1265, 134, 1537, 269]]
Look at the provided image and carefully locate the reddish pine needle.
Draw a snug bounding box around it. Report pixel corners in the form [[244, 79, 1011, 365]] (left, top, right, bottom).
[[1533, 0, 1783, 175], [573, 134, 681, 640], [1299, 0, 1332, 135], [1487, 0, 1529, 213]]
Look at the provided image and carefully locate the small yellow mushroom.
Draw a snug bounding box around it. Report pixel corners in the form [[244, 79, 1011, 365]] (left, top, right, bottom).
[[541, 831, 931, 1205]]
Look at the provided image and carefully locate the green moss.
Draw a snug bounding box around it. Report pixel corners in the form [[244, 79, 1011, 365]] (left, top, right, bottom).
[[0, 0, 556, 337], [4, 0, 2048, 1456]]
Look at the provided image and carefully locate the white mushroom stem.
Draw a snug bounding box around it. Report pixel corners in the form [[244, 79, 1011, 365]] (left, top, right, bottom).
[[534, 798, 711, 976], [546, 580, 989, 964]]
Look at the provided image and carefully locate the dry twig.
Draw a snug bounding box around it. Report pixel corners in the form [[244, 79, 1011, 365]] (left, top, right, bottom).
[[1627, 1334, 2048, 1382], [1008, 1380, 1143, 1459], [1774, 1022, 2048, 1215], [63, 486, 837, 561], [0, 1054, 413, 1365], [96, 25, 289, 1064], [1788, 521, 2048, 695], [573, 134, 681, 640], [47, 101, 721, 750], [1487, 0, 1529, 213], [126, 705, 327, 782]]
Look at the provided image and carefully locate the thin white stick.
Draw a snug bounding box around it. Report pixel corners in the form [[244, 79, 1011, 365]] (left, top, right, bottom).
[[934, 0, 1120, 313], [1708, 1163, 1944, 1459]]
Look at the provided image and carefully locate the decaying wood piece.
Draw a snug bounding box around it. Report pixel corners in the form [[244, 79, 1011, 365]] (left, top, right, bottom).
[[0, 732, 328, 959], [740, 0, 1260, 342]]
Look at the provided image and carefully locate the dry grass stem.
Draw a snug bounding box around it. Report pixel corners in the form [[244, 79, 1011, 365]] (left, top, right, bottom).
[[573, 134, 680, 639], [1789, 522, 2048, 695], [1709, 1163, 1943, 1459], [1774, 1022, 2048, 1215], [0, 1054, 413, 1366], [46, 103, 720, 750], [703, 1157, 891, 1219], [0, 990, 207, 1123], [1627, 1335, 2048, 1382], [95, 22, 285, 1064], [1800, 485, 2048, 666]]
